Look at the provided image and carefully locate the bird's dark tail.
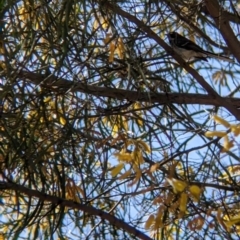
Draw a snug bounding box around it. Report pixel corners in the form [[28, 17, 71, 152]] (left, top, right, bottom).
[[206, 52, 234, 63]]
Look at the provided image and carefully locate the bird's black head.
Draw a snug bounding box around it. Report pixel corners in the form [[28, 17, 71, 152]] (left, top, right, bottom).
[[167, 32, 178, 45], [168, 32, 178, 40]]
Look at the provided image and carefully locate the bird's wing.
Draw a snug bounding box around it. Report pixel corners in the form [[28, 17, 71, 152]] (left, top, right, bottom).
[[176, 35, 206, 53]]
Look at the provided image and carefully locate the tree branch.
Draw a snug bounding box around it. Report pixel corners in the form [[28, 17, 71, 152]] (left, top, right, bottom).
[[18, 70, 240, 108], [0, 181, 153, 240], [205, 0, 240, 62]]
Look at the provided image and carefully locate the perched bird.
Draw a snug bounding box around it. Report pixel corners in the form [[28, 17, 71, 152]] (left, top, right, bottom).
[[168, 32, 234, 63]]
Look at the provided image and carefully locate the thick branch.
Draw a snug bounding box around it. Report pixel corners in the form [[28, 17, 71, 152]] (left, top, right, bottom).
[[0, 181, 152, 240], [205, 0, 240, 62], [18, 70, 240, 108]]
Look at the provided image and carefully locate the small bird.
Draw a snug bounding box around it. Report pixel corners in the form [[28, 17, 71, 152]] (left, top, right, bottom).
[[168, 32, 234, 63]]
